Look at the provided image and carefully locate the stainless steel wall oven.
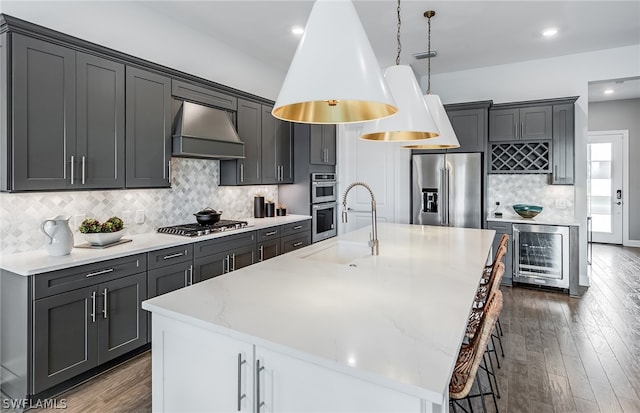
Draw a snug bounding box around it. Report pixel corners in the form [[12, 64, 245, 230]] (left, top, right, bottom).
[[312, 201, 337, 243], [513, 224, 574, 290], [311, 173, 337, 204]]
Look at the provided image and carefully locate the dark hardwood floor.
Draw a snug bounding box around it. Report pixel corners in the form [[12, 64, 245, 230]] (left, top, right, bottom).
[[11, 243, 639, 413]]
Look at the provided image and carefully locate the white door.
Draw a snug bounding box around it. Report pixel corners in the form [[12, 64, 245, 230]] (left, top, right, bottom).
[[587, 131, 627, 244], [337, 124, 411, 235]]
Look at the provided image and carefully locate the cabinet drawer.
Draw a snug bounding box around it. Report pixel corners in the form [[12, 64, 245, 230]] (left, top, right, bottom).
[[280, 220, 311, 237], [34, 254, 146, 299], [281, 233, 311, 254], [257, 226, 280, 241], [487, 222, 513, 233], [194, 231, 256, 258], [148, 244, 193, 270]]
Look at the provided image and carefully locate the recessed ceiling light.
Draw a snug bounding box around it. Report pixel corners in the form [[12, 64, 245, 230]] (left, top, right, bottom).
[[291, 26, 304, 35], [604, 89, 614, 94], [542, 28, 558, 37]]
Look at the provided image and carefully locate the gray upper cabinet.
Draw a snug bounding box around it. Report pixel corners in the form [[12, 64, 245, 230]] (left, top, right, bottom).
[[261, 105, 293, 184], [0, 33, 7, 190], [6, 34, 125, 191], [236, 99, 262, 185], [171, 79, 237, 111], [76, 53, 125, 189], [550, 102, 576, 185], [445, 101, 490, 153], [310, 125, 336, 165], [489, 105, 552, 141], [125, 66, 171, 188], [10, 34, 76, 191]]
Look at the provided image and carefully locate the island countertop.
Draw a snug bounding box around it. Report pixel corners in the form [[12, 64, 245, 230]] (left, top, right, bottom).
[[142, 223, 495, 403]]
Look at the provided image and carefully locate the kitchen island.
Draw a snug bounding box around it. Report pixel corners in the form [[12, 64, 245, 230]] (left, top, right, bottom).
[[142, 223, 495, 413]]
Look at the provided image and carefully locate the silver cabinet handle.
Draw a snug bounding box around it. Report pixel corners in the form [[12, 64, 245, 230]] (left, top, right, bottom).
[[256, 359, 265, 413], [293, 242, 303, 247], [224, 255, 230, 273], [520, 121, 524, 139], [231, 253, 236, 271], [188, 264, 193, 286], [258, 245, 264, 262], [86, 268, 114, 278], [163, 252, 184, 260], [81, 156, 86, 185], [237, 353, 246, 411], [265, 231, 277, 237], [293, 225, 302, 230], [102, 288, 108, 319], [239, 164, 244, 183], [168, 160, 172, 184], [70, 155, 75, 185], [90, 291, 96, 323]]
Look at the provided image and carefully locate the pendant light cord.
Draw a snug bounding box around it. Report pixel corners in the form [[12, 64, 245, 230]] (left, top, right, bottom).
[[427, 12, 432, 94], [396, 0, 401, 65]]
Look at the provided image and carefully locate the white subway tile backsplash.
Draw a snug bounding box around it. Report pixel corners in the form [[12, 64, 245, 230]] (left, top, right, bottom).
[[0, 158, 278, 254]]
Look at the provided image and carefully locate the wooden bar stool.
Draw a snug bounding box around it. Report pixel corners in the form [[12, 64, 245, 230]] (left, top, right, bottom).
[[450, 289, 503, 412]]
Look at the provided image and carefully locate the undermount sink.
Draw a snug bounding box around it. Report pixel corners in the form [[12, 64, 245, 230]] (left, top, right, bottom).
[[301, 241, 371, 264]]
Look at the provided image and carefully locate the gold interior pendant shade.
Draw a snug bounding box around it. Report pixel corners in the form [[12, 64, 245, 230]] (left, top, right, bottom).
[[272, 0, 397, 124]]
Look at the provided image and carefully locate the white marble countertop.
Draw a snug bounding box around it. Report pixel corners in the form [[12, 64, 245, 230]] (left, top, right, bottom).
[[142, 223, 495, 402], [487, 214, 580, 226], [0, 215, 311, 276]]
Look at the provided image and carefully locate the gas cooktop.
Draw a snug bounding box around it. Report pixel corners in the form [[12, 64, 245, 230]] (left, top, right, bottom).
[[157, 220, 249, 237]]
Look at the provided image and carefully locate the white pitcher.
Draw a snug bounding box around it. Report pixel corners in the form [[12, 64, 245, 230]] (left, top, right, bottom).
[[40, 215, 74, 256]]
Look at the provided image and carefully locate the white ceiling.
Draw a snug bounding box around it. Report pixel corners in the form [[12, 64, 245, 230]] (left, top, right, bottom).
[[142, 1, 640, 96]]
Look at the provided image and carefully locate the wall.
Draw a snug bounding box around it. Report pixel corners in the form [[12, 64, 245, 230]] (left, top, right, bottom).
[[487, 175, 574, 220], [588, 98, 640, 241], [420, 44, 640, 286], [0, 1, 284, 100], [0, 158, 278, 255]]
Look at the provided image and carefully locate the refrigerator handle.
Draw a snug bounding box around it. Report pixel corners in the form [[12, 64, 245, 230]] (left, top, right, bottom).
[[445, 167, 451, 226], [440, 168, 448, 226]]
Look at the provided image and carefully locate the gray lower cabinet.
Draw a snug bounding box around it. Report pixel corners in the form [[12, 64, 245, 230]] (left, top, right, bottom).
[[32, 270, 147, 394], [125, 66, 171, 188], [310, 124, 336, 165], [280, 219, 312, 254], [193, 231, 256, 282], [6, 34, 125, 191], [257, 226, 281, 262], [487, 222, 513, 286]]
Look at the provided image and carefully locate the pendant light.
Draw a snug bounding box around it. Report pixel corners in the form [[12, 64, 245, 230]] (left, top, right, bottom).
[[272, 0, 397, 124], [403, 11, 460, 149], [360, 0, 440, 142]]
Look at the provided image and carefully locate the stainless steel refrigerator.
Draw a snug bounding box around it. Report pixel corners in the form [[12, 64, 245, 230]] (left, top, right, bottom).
[[411, 153, 483, 228]]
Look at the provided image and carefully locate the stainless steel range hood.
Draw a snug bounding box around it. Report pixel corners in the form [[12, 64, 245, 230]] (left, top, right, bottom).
[[172, 101, 245, 159]]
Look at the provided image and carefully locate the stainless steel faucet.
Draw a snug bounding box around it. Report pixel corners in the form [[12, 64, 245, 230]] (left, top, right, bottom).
[[342, 182, 379, 255]]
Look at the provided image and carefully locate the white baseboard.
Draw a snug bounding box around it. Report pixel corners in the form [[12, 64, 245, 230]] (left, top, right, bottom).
[[624, 240, 640, 248]]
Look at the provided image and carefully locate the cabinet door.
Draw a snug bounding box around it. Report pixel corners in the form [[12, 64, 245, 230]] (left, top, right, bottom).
[[255, 346, 421, 412], [261, 105, 278, 184], [276, 119, 293, 183], [194, 251, 228, 282], [447, 108, 486, 152], [487, 222, 513, 286], [125, 66, 171, 188], [12, 34, 76, 190], [148, 261, 191, 298], [257, 239, 280, 262], [489, 108, 518, 142], [309, 124, 325, 164], [550, 103, 574, 184], [229, 244, 255, 271], [520, 105, 552, 140], [33, 287, 98, 393], [76, 52, 125, 189], [236, 99, 262, 184], [152, 314, 254, 412], [97, 272, 148, 363], [323, 124, 337, 165]]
